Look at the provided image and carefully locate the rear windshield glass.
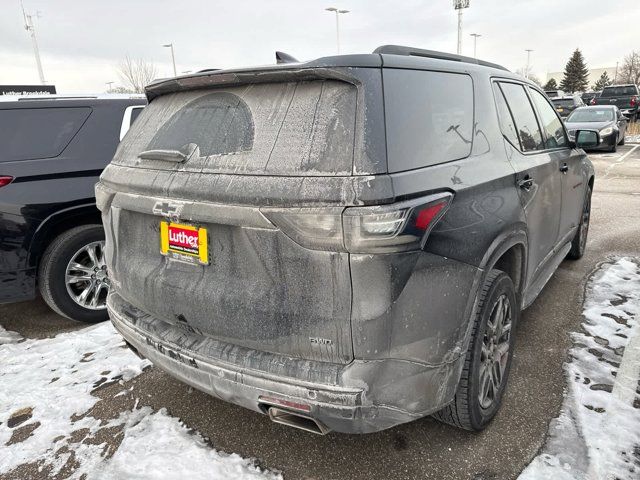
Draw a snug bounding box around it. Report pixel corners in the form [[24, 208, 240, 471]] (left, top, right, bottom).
[[0, 107, 91, 162], [116, 80, 357, 176], [601, 86, 638, 97], [148, 92, 253, 156], [566, 108, 614, 122], [383, 69, 474, 172], [553, 99, 575, 107]]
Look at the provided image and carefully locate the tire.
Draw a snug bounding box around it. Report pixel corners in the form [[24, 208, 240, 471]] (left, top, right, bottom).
[[618, 136, 625, 146], [567, 185, 592, 260], [433, 270, 518, 431], [610, 143, 617, 153], [38, 225, 110, 323]]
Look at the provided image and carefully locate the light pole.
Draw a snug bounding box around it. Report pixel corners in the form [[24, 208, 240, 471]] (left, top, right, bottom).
[[470, 33, 481, 58], [525, 49, 534, 80], [162, 43, 177, 77], [453, 0, 470, 55], [106, 81, 114, 92], [21, 1, 45, 84], [325, 7, 349, 54]]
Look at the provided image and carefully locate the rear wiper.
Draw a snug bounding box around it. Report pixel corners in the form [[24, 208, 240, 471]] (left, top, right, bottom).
[[138, 143, 199, 163]]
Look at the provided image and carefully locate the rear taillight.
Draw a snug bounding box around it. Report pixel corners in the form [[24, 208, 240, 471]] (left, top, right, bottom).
[[590, 98, 596, 105], [0, 176, 14, 188], [631, 96, 638, 107], [262, 193, 453, 253]]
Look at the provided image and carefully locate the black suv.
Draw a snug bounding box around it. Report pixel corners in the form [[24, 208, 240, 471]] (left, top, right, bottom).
[[0, 95, 145, 322], [552, 95, 585, 118], [99, 46, 596, 434]]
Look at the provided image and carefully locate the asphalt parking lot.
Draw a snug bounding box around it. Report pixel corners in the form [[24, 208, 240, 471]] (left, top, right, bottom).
[[2, 144, 640, 480]]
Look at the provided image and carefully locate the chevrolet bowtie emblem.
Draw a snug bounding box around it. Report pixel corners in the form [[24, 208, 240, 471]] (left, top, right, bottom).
[[152, 201, 184, 221]]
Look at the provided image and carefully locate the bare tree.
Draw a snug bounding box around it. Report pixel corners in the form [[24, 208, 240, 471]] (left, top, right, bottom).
[[116, 56, 158, 93], [616, 51, 640, 85], [515, 68, 542, 87]]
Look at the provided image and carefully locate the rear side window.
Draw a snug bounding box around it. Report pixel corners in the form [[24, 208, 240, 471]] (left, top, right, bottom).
[[129, 107, 143, 125], [493, 84, 520, 148], [498, 83, 544, 152], [383, 69, 473, 172], [529, 88, 568, 149], [601, 86, 638, 97], [0, 107, 91, 162]]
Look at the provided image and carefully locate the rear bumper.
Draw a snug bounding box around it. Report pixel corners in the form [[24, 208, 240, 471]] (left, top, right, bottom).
[[108, 291, 465, 434]]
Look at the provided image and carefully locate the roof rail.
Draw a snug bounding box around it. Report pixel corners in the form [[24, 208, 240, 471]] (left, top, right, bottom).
[[373, 45, 509, 72]]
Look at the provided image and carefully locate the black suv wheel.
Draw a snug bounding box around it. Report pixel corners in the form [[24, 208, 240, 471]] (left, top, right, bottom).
[[38, 225, 110, 323], [433, 270, 518, 430]]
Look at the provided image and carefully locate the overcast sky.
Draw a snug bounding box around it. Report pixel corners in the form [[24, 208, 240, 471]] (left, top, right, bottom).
[[2, 0, 639, 93]]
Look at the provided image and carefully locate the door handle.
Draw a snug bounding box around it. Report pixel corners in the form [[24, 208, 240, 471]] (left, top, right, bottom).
[[518, 176, 534, 191], [559, 163, 569, 173]]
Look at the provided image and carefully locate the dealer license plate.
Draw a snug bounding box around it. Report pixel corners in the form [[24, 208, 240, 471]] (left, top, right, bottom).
[[160, 221, 209, 265]]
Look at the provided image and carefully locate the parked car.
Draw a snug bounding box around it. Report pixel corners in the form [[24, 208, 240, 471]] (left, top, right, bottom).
[[0, 95, 146, 322], [98, 46, 596, 435], [565, 106, 627, 152], [552, 95, 585, 118], [593, 84, 639, 121], [582, 91, 600, 105], [545, 89, 566, 98]]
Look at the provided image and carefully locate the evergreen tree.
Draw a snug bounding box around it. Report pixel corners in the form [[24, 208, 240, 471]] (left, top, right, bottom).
[[543, 78, 558, 90], [559, 49, 589, 93], [593, 71, 612, 92]]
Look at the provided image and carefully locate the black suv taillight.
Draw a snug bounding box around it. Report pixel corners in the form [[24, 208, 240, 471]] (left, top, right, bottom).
[[262, 193, 453, 253], [0, 176, 14, 188]]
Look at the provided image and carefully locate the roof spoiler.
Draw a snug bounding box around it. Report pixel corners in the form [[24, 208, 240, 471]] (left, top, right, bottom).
[[373, 45, 509, 72], [275, 51, 299, 64]]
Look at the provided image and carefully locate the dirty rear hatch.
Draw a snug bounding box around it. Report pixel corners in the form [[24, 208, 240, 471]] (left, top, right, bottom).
[[99, 65, 388, 365]]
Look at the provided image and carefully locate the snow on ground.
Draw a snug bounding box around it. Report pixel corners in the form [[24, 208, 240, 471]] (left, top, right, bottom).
[[519, 258, 640, 480], [0, 324, 22, 344], [625, 134, 640, 143], [0, 322, 281, 479]]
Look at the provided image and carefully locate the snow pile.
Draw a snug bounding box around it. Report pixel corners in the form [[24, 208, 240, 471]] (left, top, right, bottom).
[[0, 322, 280, 480], [90, 408, 276, 480], [625, 134, 640, 143], [519, 258, 640, 480], [0, 324, 22, 344]]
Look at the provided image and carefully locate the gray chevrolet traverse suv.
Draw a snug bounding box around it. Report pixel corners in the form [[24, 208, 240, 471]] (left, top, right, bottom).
[[97, 46, 596, 434]]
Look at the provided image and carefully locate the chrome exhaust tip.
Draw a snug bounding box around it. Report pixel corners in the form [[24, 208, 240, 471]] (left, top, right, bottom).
[[267, 407, 331, 435]]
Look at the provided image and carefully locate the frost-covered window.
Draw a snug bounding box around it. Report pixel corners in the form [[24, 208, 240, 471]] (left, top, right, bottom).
[[147, 92, 254, 157]]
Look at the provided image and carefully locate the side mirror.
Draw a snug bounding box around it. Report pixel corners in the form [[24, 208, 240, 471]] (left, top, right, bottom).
[[571, 130, 600, 149]]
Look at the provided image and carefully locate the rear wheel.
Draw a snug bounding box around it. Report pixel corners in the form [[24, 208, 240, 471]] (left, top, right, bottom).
[[433, 270, 518, 431], [567, 185, 592, 260], [38, 225, 110, 323]]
